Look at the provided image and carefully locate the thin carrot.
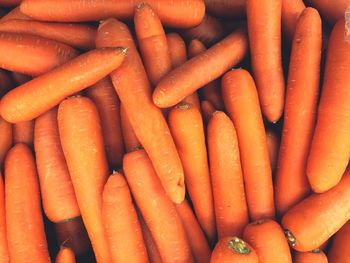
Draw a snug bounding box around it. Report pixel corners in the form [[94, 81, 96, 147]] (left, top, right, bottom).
[[222, 69, 275, 221], [0, 6, 31, 22], [5, 143, 50, 263], [168, 102, 216, 241], [247, 0, 285, 122], [0, 116, 12, 166], [120, 104, 141, 153], [20, 0, 205, 28], [0, 70, 13, 98], [328, 221, 350, 262], [266, 128, 279, 173], [139, 216, 163, 263], [243, 220, 292, 263], [308, 0, 350, 23], [86, 77, 124, 169], [123, 150, 194, 263], [0, 174, 9, 263], [211, 237, 259, 263], [134, 3, 171, 87], [175, 200, 211, 263], [55, 247, 75, 263], [0, 46, 126, 123], [13, 120, 34, 147], [282, 168, 350, 252], [102, 172, 149, 263], [153, 27, 248, 108], [97, 18, 185, 204], [294, 249, 328, 263], [281, 0, 306, 40], [275, 8, 322, 215], [207, 111, 249, 238], [205, 0, 246, 18], [58, 96, 111, 263], [0, 0, 21, 6], [201, 100, 216, 124]]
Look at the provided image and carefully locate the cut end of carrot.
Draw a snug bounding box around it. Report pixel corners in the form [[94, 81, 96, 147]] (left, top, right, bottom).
[[176, 102, 191, 110], [251, 219, 266, 225], [169, 179, 185, 204], [136, 2, 149, 10], [228, 237, 250, 255], [284, 229, 297, 247], [311, 248, 321, 253]]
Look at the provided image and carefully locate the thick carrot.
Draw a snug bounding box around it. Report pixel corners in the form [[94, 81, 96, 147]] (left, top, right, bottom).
[[211, 237, 259, 263], [205, 0, 246, 18], [282, 168, 350, 252], [309, 0, 350, 23], [0, 6, 31, 22], [0, 70, 13, 98], [175, 200, 211, 263], [134, 3, 171, 87], [120, 104, 141, 153], [123, 150, 194, 263], [5, 143, 50, 263], [201, 100, 216, 124], [20, 0, 205, 28], [58, 97, 111, 263], [266, 128, 279, 173], [13, 120, 34, 147], [154, 27, 248, 108], [0, 0, 21, 6], [139, 216, 162, 263], [97, 18, 185, 204], [307, 19, 350, 193], [0, 19, 96, 50], [86, 77, 124, 169], [247, 0, 285, 122], [222, 69, 275, 221], [102, 172, 149, 263], [0, 117, 12, 166], [328, 221, 350, 262], [281, 0, 306, 40], [208, 111, 249, 238], [243, 220, 292, 263], [0, 46, 126, 123], [0, 174, 9, 263], [294, 249, 328, 263], [55, 247, 75, 263], [275, 8, 322, 215]]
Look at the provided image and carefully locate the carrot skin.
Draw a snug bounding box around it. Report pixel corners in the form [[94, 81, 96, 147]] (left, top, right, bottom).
[[139, 216, 162, 263], [120, 103, 141, 153], [328, 221, 350, 262], [0, 6, 31, 22], [0, 174, 9, 263], [281, 0, 306, 40], [266, 129, 279, 174], [0, 116, 12, 166], [294, 250, 328, 263], [201, 100, 216, 124], [205, 0, 246, 18], [55, 247, 76, 263], [13, 120, 34, 147]]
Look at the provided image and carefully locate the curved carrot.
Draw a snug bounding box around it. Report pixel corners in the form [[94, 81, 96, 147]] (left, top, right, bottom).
[[0, 174, 9, 263], [0, 19, 96, 50], [123, 150, 194, 263], [282, 168, 350, 252], [102, 172, 149, 263], [0, 117, 12, 166], [247, 0, 285, 122], [222, 69, 275, 221], [201, 100, 216, 124], [307, 19, 350, 193], [86, 77, 124, 169], [55, 247, 75, 263], [13, 120, 34, 147], [243, 220, 292, 263], [0, 0, 21, 6], [20, 0, 205, 28], [281, 0, 306, 40], [294, 249, 328, 263], [308, 0, 350, 23], [139, 216, 162, 263], [0, 70, 13, 98], [328, 221, 350, 262], [205, 0, 246, 18], [120, 104, 141, 153], [275, 8, 321, 215], [5, 143, 50, 263], [134, 3, 171, 87], [58, 97, 110, 263], [211, 237, 259, 263], [97, 18, 185, 204], [0, 46, 126, 123], [0, 6, 31, 22], [153, 27, 248, 108], [168, 102, 216, 241], [266, 128, 279, 173]]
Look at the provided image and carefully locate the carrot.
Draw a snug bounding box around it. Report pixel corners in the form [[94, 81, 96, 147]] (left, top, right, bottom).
[[13, 120, 34, 147], [211, 237, 259, 263], [175, 200, 211, 263], [134, 3, 171, 87], [123, 149, 194, 263], [307, 19, 350, 193], [0, 0, 21, 6], [20, 0, 205, 28], [266, 128, 279, 173], [205, 0, 246, 18], [247, 0, 285, 122], [0, 70, 13, 98], [0, 117, 12, 166], [309, 0, 350, 23], [58, 97, 111, 263], [294, 249, 328, 263], [97, 18, 185, 204], [139, 216, 163, 263], [120, 104, 141, 153], [0, 46, 126, 123], [0, 174, 9, 263], [5, 143, 50, 263], [102, 172, 149, 263], [328, 221, 350, 262], [201, 100, 216, 124], [275, 8, 322, 215], [153, 27, 248, 108], [0, 19, 96, 50], [207, 111, 249, 238], [222, 69, 275, 221], [0, 6, 31, 22], [243, 220, 292, 263], [168, 102, 216, 241], [282, 168, 350, 252], [55, 247, 75, 263], [86, 77, 124, 169], [281, 0, 306, 40]]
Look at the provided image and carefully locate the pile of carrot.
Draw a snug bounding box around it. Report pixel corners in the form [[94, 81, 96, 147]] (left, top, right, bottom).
[[1, 0, 350, 262]]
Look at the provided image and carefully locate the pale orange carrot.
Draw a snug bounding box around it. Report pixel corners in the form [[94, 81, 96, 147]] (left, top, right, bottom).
[[120, 104, 141, 153]]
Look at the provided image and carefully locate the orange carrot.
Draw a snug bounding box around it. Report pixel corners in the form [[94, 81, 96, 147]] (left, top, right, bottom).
[[294, 249, 328, 263], [0, 0, 21, 6], [102, 172, 149, 263], [308, 0, 350, 23], [247, 0, 285, 122], [243, 220, 292, 263], [97, 18, 185, 204], [134, 3, 171, 87], [208, 111, 249, 238], [20, 0, 205, 28], [0, 174, 9, 263], [0, 19, 96, 50], [205, 0, 246, 18], [153, 27, 248, 108], [0, 116, 12, 166], [123, 150, 194, 263], [120, 104, 141, 153], [211, 237, 259, 263], [13, 120, 34, 147], [5, 143, 50, 263], [328, 221, 350, 262], [139, 216, 162, 263], [201, 100, 216, 124], [282, 168, 350, 252], [58, 97, 111, 263], [275, 8, 322, 215], [281, 0, 306, 40], [175, 200, 211, 263], [266, 128, 279, 173], [222, 69, 275, 221], [0, 46, 126, 123], [0, 6, 31, 22], [55, 247, 75, 263], [0, 70, 13, 98], [86, 77, 124, 169]]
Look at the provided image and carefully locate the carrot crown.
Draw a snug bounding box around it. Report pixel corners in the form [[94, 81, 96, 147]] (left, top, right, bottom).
[[284, 229, 297, 247], [228, 237, 250, 255]]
